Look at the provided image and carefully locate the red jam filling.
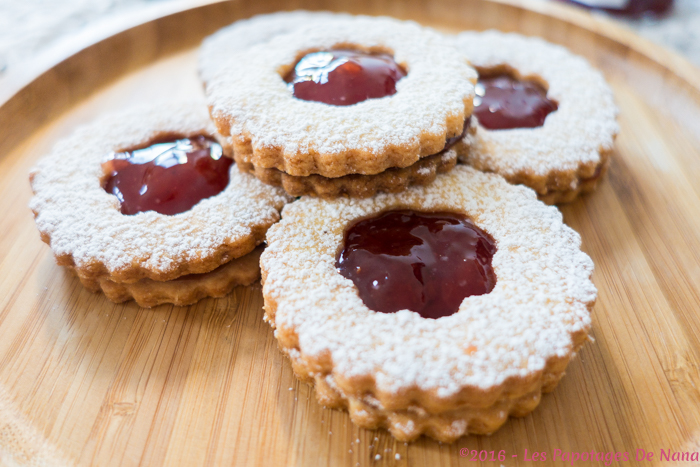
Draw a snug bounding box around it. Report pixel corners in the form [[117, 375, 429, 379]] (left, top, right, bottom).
[[474, 72, 558, 130], [581, 164, 604, 183], [102, 136, 232, 215], [558, 0, 673, 17], [284, 49, 406, 106], [336, 210, 497, 319]]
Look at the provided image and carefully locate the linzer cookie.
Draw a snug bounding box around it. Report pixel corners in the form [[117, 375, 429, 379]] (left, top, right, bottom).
[[29, 102, 290, 307], [456, 31, 619, 204], [261, 165, 595, 442], [200, 14, 475, 197]]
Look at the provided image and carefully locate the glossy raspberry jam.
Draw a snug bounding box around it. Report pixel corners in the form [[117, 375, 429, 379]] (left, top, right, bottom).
[[336, 210, 497, 319], [474, 72, 558, 130], [558, 0, 673, 17], [285, 49, 406, 106], [103, 136, 232, 215], [444, 119, 470, 151]]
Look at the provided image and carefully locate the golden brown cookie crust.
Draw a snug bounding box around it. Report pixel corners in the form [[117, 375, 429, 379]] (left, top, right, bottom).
[[73, 246, 263, 308], [201, 15, 476, 178], [29, 103, 290, 284], [279, 328, 588, 442], [467, 139, 613, 205], [535, 152, 610, 205], [261, 166, 595, 441], [234, 147, 460, 198]]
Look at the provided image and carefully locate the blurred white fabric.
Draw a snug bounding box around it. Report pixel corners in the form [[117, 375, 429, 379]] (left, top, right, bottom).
[[0, 0, 168, 74], [0, 0, 698, 76]]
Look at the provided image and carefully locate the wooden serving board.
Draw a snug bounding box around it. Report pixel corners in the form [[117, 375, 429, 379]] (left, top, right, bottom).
[[1, 0, 700, 465]]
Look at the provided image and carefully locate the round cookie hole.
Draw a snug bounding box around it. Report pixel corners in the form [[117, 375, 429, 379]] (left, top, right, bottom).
[[101, 134, 232, 216], [336, 209, 497, 319], [474, 65, 558, 130], [283, 47, 407, 106]]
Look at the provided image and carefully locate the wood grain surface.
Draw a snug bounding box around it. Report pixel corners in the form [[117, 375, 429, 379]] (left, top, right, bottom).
[[1, 0, 700, 465]]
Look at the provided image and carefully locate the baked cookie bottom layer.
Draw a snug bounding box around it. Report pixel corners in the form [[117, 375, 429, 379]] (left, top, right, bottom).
[[72, 246, 262, 308], [279, 325, 588, 442], [236, 148, 459, 198], [465, 149, 611, 206]]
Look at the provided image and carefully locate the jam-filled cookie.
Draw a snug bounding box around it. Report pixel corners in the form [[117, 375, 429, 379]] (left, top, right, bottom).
[[261, 165, 595, 442], [456, 31, 619, 204], [200, 14, 475, 196], [29, 103, 290, 307]]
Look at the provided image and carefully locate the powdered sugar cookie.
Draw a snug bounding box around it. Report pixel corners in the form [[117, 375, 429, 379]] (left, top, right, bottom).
[[261, 165, 595, 441], [201, 14, 476, 178], [456, 31, 619, 204], [29, 102, 290, 305]]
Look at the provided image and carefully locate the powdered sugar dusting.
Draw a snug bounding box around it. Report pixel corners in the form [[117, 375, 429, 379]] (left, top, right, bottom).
[[262, 166, 594, 397], [456, 31, 618, 179], [201, 14, 476, 176], [198, 11, 354, 84], [30, 102, 290, 281]]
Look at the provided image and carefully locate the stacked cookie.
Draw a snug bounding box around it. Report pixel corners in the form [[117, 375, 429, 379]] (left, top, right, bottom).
[[29, 11, 618, 442], [201, 14, 475, 198]]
